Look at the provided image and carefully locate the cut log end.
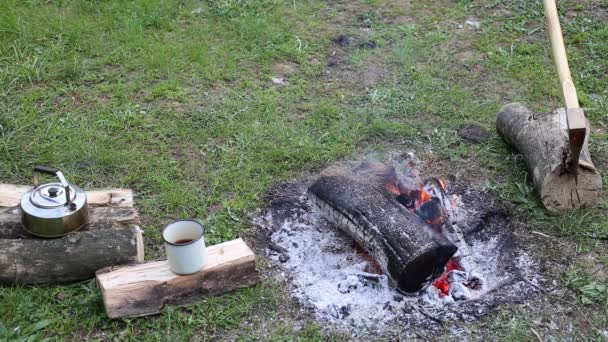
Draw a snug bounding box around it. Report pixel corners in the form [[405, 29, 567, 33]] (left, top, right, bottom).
[[398, 242, 458, 293], [541, 165, 603, 212]]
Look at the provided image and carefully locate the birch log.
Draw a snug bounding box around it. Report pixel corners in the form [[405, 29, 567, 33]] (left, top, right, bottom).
[[496, 103, 602, 211]]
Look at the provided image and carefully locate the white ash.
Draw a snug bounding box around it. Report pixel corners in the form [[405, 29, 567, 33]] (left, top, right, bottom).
[[255, 195, 535, 330], [263, 208, 402, 327], [465, 19, 481, 29]]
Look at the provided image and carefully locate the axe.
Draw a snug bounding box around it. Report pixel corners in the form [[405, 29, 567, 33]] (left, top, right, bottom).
[[544, 0, 586, 178]]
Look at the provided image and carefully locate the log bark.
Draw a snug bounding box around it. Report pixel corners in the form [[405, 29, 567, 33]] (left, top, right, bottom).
[[0, 186, 144, 284], [496, 103, 602, 211], [0, 226, 142, 284], [308, 168, 457, 293], [96, 238, 259, 319]]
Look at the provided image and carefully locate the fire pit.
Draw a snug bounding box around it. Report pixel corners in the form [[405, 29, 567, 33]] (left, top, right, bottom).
[[251, 153, 542, 333]]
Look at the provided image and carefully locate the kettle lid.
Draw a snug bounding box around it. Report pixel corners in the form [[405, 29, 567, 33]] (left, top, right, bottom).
[[30, 183, 77, 208]]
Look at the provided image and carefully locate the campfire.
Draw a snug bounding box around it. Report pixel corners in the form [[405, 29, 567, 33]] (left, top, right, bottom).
[[253, 154, 540, 331], [308, 161, 489, 298]]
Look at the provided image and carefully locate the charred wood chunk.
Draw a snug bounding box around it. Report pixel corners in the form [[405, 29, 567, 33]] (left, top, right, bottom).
[[308, 175, 457, 293]]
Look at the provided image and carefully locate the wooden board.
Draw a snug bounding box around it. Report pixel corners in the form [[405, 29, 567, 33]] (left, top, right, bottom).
[[96, 238, 260, 319], [0, 185, 144, 284], [0, 184, 32, 207], [0, 186, 134, 208]]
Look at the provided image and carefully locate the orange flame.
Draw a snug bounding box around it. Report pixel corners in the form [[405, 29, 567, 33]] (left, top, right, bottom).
[[350, 240, 384, 275], [437, 178, 446, 191], [384, 182, 401, 196], [416, 190, 431, 206]]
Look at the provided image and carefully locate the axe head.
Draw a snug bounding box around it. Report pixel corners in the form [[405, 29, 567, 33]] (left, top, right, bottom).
[[566, 107, 587, 176]]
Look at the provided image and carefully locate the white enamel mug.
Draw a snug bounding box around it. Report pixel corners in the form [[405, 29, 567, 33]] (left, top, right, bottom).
[[162, 220, 207, 275]]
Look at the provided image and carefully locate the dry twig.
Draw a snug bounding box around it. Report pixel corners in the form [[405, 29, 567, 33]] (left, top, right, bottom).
[[410, 304, 445, 327], [531, 328, 543, 342]]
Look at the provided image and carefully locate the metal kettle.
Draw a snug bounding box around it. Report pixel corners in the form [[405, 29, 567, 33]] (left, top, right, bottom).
[[20, 166, 89, 237]]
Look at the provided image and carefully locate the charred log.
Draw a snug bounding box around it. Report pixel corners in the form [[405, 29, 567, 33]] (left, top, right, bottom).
[[308, 171, 457, 293]]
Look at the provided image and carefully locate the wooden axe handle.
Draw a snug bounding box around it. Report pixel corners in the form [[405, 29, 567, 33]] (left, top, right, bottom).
[[544, 0, 579, 109]]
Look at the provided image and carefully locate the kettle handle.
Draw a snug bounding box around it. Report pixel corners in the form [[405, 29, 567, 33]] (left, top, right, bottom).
[[33, 166, 72, 205]]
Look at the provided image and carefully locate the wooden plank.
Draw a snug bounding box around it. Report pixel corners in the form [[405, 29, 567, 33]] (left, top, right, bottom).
[[96, 238, 259, 319], [0, 184, 32, 207], [84, 188, 134, 207], [0, 185, 133, 208]]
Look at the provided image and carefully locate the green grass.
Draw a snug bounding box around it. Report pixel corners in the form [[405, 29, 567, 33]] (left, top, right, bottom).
[[1, 0, 607, 340]]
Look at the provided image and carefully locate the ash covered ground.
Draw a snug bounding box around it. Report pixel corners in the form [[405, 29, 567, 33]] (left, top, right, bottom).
[[250, 157, 543, 335]]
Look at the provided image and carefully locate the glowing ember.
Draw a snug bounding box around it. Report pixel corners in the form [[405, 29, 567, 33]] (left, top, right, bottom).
[[384, 182, 401, 196], [389, 178, 448, 232], [431, 258, 463, 297], [351, 240, 384, 275]]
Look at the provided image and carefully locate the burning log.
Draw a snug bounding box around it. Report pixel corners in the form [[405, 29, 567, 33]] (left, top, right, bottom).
[[308, 167, 458, 293], [497, 103, 602, 211]]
